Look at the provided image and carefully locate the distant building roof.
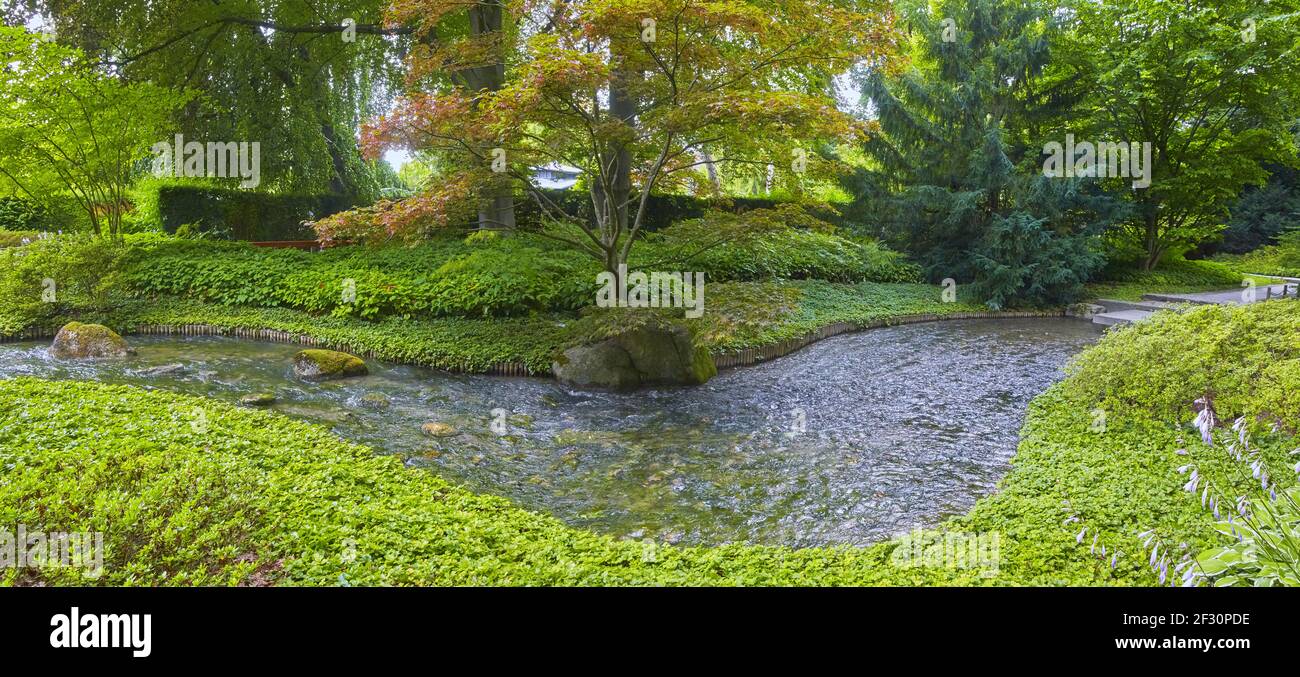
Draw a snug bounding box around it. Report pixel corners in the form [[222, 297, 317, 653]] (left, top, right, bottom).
[[533, 163, 582, 190]]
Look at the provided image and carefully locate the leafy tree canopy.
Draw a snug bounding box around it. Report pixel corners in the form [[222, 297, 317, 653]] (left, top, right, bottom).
[[1055, 0, 1300, 269], [3, 0, 408, 198], [0, 26, 190, 236], [316, 0, 898, 273]]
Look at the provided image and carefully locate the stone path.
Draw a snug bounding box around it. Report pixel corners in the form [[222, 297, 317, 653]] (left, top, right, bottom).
[[1090, 279, 1300, 326]]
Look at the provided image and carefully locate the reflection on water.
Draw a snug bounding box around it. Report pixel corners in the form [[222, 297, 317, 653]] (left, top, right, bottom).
[[0, 318, 1101, 547]]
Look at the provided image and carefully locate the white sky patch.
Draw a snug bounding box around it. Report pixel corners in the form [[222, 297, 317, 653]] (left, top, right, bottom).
[[384, 149, 411, 171]]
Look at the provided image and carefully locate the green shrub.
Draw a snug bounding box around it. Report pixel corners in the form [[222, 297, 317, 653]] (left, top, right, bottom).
[[1063, 301, 1300, 425], [121, 235, 597, 320], [969, 213, 1105, 310], [0, 197, 52, 231], [118, 224, 919, 322], [121, 238, 307, 308], [0, 235, 128, 334], [639, 209, 921, 283]]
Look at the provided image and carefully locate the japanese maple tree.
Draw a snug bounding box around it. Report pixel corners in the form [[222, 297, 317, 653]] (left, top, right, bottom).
[[315, 0, 898, 273]]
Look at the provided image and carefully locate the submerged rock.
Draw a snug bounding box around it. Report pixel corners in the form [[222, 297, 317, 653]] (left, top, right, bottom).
[[293, 349, 367, 381], [553, 323, 715, 390], [359, 392, 391, 409], [240, 393, 277, 407], [135, 363, 187, 377], [420, 421, 458, 437], [49, 322, 133, 359]]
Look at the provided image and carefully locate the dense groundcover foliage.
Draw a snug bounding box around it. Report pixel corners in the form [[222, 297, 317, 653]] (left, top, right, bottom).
[[1085, 259, 1244, 301], [2, 301, 1295, 586], [0, 229, 950, 374], [119, 225, 919, 320], [1217, 229, 1300, 278]]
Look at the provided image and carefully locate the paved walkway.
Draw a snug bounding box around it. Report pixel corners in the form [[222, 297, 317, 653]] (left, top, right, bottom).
[[1091, 281, 1299, 326]]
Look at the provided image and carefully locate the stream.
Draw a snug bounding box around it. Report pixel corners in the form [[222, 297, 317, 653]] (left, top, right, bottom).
[[0, 318, 1101, 547]]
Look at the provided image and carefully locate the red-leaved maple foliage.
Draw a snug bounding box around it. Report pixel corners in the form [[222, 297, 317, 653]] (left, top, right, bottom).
[[314, 0, 898, 272]]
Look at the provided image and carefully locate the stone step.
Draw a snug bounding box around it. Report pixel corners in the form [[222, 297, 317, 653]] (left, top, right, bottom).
[[1092, 309, 1155, 326], [1095, 298, 1179, 313], [1142, 284, 1297, 306]]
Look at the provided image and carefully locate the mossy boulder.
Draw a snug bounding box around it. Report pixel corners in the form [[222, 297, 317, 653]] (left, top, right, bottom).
[[293, 349, 367, 381], [553, 323, 715, 390], [49, 322, 133, 359], [552, 341, 641, 390]]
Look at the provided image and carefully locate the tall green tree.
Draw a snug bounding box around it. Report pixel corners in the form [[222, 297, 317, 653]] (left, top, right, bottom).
[[1055, 0, 1300, 269], [0, 27, 190, 236], [851, 0, 1114, 308], [4, 0, 406, 199]]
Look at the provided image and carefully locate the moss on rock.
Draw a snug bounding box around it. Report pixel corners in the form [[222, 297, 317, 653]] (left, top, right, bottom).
[[240, 393, 277, 407], [553, 322, 716, 390], [293, 349, 367, 381], [49, 322, 133, 359]]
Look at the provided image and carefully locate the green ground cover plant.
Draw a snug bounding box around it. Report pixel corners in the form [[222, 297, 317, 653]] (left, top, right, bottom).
[[119, 227, 917, 321], [4, 301, 1294, 586], [1216, 229, 1300, 278], [1085, 259, 1244, 301]]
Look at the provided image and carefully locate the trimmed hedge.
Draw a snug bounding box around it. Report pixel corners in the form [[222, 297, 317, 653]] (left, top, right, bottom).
[[152, 181, 847, 242], [514, 189, 849, 233], [157, 185, 353, 241]]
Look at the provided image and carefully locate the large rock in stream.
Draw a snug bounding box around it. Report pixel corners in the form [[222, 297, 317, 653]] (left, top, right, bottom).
[[553, 324, 716, 390], [293, 349, 368, 381], [49, 322, 133, 359]]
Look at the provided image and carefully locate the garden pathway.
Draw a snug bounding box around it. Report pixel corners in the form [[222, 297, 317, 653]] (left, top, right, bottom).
[[1091, 279, 1299, 326]]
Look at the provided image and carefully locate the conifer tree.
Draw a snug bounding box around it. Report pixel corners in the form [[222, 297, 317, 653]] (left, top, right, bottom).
[[851, 0, 1116, 308]]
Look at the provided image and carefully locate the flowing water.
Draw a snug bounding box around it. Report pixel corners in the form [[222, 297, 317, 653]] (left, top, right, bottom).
[[0, 318, 1101, 547]]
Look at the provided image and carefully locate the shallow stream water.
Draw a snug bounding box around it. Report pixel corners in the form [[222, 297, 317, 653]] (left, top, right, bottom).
[[0, 318, 1101, 547]]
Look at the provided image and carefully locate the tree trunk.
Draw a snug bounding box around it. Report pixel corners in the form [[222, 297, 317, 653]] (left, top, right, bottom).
[[464, 2, 515, 230], [1142, 214, 1162, 271], [592, 65, 637, 267]]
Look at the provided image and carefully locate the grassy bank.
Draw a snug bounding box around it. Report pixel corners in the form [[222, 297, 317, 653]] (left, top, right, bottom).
[[1084, 259, 1244, 301], [2, 280, 991, 374], [5, 301, 1296, 586]]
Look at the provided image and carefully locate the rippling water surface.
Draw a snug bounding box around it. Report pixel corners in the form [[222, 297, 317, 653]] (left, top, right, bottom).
[[0, 318, 1101, 547]]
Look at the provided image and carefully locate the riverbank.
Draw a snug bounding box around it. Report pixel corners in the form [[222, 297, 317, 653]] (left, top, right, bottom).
[[1, 280, 1023, 376], [5, 301, 1293, 586]]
